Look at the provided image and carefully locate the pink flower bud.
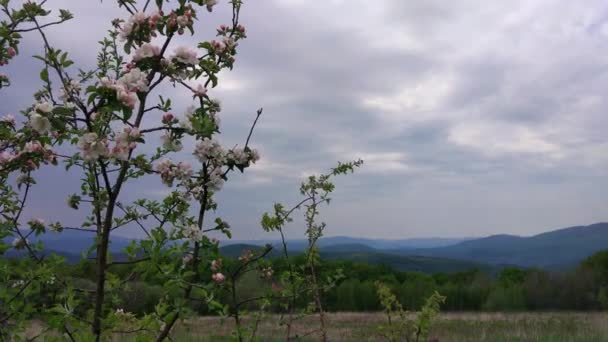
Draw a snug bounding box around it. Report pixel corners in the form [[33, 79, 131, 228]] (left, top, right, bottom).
[[7, 47, 16, 57], [162, 113, 174, 122], [26, 159, 37, 170], [212, 273, 225, 284]]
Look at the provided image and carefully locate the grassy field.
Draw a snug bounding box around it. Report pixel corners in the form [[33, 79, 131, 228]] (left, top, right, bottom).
[[23, 312, 608, 341], [164, 312, 608, 342]]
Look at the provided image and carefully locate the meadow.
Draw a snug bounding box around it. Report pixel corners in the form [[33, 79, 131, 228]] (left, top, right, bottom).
[[150, 312, 608, 342]]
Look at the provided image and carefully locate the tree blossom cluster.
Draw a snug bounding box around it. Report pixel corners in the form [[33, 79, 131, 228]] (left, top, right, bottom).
[[0, 0, 284, 340]]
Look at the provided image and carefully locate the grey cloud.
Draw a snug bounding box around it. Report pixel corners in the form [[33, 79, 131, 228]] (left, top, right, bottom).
[[3, 0, 608, 239]]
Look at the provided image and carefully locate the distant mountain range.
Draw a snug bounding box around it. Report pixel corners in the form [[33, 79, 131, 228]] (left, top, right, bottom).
[[5, 222, 608, 272], [396, 222, 608, 269], [222, 236, 472, 251], [217, 243, 492, 274]]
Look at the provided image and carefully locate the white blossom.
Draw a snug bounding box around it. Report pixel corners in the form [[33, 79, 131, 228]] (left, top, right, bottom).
[[183, 225, 203, 242], [29, 113, 51, 134], [35, 102, 53, 113], [78, 133, 109, 161], [133, 43, 160, 62], [119, 12, 148, 41], [172, 46, 198, 65], [206, 167, 225, 191], [161, 133, 183, 152], [1, 114, 16, 126], [118, 68, 149, 92], [193, 138, 225, 163]]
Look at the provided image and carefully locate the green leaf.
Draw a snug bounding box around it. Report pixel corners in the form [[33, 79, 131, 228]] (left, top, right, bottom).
[[40, 68, 49, 82]]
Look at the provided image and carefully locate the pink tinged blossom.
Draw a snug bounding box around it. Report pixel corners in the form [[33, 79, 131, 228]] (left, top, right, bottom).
[[193, 84, 207, 97], [183, 225, 203, 242], [212, 272, 225, 284], [1, 114, 16, 126], [116, 87, 137, 108], [193, 138, 225, 163], [0, 151, 16, 165], [119, 12, 148, 41], [176, 162, 193, 180], [229, 148, 249, 164], [176, 15, 189, 27], [156, 158, 175, 186], [206, 167, 225, 192], [211, 40, 225, 53], [211, 259, 222, 271], [100, 77, 115, 88], [172, 46, 198, 65], [132, 12, 147, 24], [118, 68, 149, 92], [132, 43, 160, 62], [128, 127, 141, 139], [110, 145, 130, 161], [223, 37, 236, 50], [78, 133, 108, 161], [110, 127, 140, 161], [24, 141, 44, 153], [60, 80, 82, 102], [149, 11, 162, 26], [7, 47, 16, 57]]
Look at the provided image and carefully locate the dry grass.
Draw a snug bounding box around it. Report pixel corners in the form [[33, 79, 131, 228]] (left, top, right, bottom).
[[169, 312, 608, 342], [21, 312, 608, 341]]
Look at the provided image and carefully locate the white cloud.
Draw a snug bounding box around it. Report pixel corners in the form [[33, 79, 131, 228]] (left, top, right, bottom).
[[448, 121, 563, 159]]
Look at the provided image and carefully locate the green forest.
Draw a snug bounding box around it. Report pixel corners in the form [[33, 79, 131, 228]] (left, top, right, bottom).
[[11, 248, 608, 318]]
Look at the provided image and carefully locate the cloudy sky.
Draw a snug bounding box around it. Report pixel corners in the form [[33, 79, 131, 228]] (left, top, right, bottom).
[[3, 0, 608, 240]]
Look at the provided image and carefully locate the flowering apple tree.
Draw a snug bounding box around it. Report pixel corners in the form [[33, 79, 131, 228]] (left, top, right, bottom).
[[0, 0, 270, 339], [0, 0, 368, 341]]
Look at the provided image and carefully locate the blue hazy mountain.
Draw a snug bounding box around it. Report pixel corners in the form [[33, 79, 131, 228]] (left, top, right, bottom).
[[397, 222, 608, 269], [6, 223, 608, 270], [223, 236, 471, 251]]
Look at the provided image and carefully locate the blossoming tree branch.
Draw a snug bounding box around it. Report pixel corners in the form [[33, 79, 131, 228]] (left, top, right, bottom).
[[0, 0, 362, 341]]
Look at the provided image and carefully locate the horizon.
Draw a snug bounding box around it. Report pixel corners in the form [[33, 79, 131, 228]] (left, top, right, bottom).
[[30, 221, 608, 241]]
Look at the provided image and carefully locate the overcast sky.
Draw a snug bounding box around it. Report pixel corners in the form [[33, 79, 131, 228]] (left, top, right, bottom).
[[3, 0, 608, 240]]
